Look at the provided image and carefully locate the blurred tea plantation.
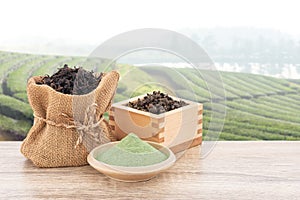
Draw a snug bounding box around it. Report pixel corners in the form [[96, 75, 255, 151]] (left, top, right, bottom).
[[0, 50, 300, 141]]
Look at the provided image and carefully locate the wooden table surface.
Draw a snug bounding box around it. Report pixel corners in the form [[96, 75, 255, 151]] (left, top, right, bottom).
[[0, 141, 299, 200]]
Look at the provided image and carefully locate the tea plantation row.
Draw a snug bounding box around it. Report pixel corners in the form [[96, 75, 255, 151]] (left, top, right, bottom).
[[0, 50, 299, 140]]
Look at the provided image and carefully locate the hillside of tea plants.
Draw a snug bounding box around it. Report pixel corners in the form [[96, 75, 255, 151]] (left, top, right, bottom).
[[0, 50, 299, 141]]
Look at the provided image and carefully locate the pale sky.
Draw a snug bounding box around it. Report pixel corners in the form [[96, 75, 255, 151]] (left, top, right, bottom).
[[0, 0, 299, 54]]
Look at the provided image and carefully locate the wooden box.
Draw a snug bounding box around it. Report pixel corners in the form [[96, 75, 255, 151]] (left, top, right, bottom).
[[109, 95, 203, 153]]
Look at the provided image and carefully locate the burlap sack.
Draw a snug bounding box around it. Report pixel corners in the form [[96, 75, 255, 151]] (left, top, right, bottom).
[[21, 70, 120, 168]]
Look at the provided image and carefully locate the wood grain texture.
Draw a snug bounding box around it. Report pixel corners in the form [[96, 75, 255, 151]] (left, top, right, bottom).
[[0, 141, 299, 200]]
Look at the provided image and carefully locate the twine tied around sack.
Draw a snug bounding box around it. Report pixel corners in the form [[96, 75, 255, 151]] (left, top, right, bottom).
[[33, 103, 110, 151]]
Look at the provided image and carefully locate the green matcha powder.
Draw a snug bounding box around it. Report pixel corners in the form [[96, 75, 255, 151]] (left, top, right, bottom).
[[96, 133, 168, 167]]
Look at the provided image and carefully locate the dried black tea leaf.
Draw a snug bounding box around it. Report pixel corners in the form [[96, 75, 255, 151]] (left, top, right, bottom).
[[36, 64, 103, 95], [127, 91, 188, 114]]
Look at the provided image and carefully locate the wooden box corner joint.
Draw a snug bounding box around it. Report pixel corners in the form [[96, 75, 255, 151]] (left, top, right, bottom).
[[109, 95, 203, 153]]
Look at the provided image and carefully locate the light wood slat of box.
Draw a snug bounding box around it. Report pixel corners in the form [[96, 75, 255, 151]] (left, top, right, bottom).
[[109, 95, 203, 153]]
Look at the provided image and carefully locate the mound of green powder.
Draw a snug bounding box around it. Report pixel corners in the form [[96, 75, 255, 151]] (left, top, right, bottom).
[[96, 133, 168, 167]]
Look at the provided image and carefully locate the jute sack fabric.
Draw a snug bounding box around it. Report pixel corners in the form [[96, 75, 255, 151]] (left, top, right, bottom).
[[21, 70, 120, 168]]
